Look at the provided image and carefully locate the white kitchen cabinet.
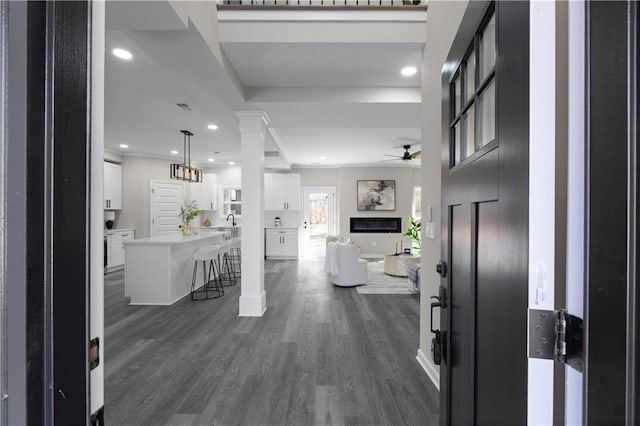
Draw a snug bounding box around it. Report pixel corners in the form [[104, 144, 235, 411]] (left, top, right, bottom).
[[194, 173, 218, 210], [265, 228, 298, 259], [104, 161, 122, 210], [106, 229, 135, 270], [264, 173, 300, 210]]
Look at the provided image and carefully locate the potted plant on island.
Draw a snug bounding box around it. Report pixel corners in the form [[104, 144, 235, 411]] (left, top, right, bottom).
[[403, 216, 421, 253], [179, 200, 200, 236]]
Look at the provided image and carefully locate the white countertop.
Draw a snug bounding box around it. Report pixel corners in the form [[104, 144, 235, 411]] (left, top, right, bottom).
[[105, 228, 135, 235], [125, 231, 228, 246], [195, 225, 240, 229], [264, 226, 300, 229]]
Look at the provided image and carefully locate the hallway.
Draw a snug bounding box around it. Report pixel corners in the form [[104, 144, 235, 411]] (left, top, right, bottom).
[[104, 259, 438, 425]]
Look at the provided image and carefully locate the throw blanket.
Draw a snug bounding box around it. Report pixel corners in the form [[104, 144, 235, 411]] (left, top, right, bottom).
[[408, 263, 420, 291], [325, 242, 339, 276]]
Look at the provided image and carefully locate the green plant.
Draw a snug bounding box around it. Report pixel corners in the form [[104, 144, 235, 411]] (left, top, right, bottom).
[[404, 216, 421, 249], [179, 200, 200, 225]]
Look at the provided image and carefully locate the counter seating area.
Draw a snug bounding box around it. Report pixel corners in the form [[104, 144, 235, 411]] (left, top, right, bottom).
[[124, 231, 234, 305]]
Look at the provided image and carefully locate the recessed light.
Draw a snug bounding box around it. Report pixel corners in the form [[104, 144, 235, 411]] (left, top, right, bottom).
[[112, 48, 133, 60], [207, 124, 218, 130], [208, 158, 215, 162], [228, 161, 235, 165], [320, 155, 327, 160], [401, 66, 417, 76], [170, 150, 179, 155], [119, 144, 129, 149]]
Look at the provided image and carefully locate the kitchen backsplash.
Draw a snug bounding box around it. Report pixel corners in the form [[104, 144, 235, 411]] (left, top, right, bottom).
[[195, 210, 301, 227], [264, 210, 301, 227]]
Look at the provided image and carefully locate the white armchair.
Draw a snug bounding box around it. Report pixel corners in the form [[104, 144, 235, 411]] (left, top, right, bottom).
[[325, 242, 368, 287]]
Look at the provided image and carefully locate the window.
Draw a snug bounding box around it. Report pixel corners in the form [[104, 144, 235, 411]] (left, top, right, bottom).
[[219, 186, 242, 217], [412, 186, 422, 220], [450, 8, 496, 167]]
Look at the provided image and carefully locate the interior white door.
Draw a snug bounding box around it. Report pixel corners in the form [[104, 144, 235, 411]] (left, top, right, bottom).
[[151, 181, 184, 237], [301, 187, 336, 258]]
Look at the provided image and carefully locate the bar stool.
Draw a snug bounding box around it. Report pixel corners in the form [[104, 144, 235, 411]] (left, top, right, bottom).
[[190, 245, 224, 301], [217, 241, 237, 287], [229, 237, 241, 278]]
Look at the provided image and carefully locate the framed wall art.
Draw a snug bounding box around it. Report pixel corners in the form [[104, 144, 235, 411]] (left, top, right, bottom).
[[357, 180, 396, 211]]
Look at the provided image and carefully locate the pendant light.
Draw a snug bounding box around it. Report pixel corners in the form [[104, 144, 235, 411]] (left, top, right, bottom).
[[170, 130, 203, 182]]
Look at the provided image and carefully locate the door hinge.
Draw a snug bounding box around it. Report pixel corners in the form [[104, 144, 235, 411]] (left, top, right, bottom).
[[529, 309, 583, 372]]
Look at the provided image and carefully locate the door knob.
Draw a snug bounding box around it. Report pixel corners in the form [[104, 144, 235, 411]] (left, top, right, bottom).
[[436, 260, 447, 278]]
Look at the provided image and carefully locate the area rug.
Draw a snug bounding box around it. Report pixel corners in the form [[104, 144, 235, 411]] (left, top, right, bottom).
[[356, 261, 419, 295]]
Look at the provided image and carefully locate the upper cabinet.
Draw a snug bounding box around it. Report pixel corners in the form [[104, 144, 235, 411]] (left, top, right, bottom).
[[264, 173, 300, 210], [194, 173, 218, 210], [104, 161, 122, 210]]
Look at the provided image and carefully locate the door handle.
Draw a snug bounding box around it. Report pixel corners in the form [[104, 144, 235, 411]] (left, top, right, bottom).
[[430, 296, 441, 333], [430, 295, 443, 366], [430, 287, 447, 365]]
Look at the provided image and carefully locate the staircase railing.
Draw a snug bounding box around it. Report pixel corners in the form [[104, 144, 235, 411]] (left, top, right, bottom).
[[217, 0, 426, 7]]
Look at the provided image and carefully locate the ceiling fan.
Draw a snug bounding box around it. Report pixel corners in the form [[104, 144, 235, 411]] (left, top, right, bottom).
[[383, 144, 421, 161]]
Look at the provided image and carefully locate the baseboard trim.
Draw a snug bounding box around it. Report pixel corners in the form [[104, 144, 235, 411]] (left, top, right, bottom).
[[416, 348, 440, 391], [238, 291, 267, 317]]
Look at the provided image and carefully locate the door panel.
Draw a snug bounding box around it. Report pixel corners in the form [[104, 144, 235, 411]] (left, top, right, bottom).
[[475, 200, 500, 425], [439, 2, 529, 425], [151, 181, 183, 236], [449, 204, 472, 426]]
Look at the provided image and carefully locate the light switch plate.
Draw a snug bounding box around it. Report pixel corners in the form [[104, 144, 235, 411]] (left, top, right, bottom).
[[425, 222, 436, 240]]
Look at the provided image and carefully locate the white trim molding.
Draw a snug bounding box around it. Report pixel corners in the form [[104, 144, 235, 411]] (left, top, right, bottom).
[[416, 348, 439, 391]]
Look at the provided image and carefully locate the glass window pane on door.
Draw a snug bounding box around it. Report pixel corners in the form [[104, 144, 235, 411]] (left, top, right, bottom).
[[454, 122, 461, 165], [479, 14, 496, 80], [462, 109, 475, 159], [477, 80, 496, 147], [464, 50, 476, 102], [454, 74, 461, 116]]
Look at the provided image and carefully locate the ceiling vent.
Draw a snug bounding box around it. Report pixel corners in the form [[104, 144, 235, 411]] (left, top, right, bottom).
[[176, 103, 192, 111], [264, 151, 280, 158]]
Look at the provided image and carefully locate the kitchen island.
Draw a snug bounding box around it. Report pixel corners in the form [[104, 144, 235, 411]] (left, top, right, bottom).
[[124, 231, 229, 305]]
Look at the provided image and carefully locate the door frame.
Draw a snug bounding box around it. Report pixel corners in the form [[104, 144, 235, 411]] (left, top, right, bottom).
[[300, 186, 336, 258], [2, 1, 93, 423], [584, 2, 639, 424]]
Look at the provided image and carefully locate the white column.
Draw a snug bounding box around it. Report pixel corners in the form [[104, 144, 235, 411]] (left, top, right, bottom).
[[236, 111, 269, 317]]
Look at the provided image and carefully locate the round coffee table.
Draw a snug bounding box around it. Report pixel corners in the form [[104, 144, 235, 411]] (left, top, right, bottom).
[[383, 253, 421, 277]]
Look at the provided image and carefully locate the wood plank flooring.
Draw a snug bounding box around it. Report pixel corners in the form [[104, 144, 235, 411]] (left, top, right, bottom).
[[104, 259, 439, 425]]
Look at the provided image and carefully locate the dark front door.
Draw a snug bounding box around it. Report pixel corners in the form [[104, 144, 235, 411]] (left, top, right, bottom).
[[439, 2, 529, 424]]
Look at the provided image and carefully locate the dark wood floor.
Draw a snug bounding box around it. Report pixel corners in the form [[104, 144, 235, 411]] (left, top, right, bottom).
[[104, 259, 439, 425]]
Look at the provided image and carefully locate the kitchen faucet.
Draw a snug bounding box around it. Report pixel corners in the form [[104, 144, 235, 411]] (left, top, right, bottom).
[[226, 213, 236, 227]]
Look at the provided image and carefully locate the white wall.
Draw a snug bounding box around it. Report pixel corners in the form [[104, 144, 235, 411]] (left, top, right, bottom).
[[206, 165, 241, 187], [117, 156, 176, 238], [418, 0, 469, 388], [297, 167, 339, 187], [296, 166, 419, 255], [338, 167, 417, 255]]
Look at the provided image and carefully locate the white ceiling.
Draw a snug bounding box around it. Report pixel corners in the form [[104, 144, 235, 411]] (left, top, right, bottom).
[[222, 42, 423, 88], [104, 2, 425, 169]]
